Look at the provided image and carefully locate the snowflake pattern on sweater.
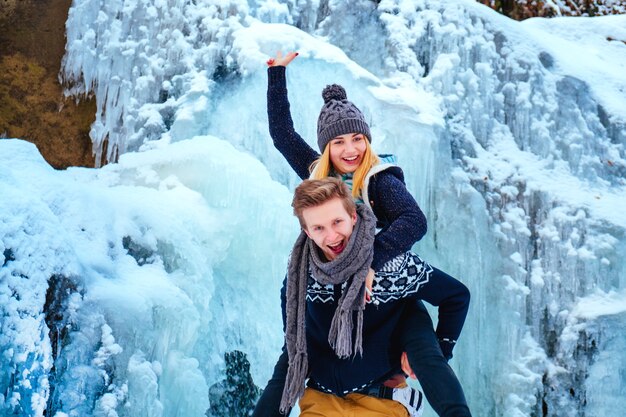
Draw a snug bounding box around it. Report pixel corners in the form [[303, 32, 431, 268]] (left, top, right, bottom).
[[306, 252, 432, 304]]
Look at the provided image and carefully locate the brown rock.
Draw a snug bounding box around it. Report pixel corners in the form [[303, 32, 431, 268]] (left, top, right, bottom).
[[0, 0, 99, 169]]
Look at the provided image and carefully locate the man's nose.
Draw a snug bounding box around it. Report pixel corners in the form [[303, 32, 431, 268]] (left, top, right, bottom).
[[326, 228, 340, 242]]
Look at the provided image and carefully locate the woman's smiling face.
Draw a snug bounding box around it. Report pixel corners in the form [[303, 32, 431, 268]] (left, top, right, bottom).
[[328, 133, 367, 174]]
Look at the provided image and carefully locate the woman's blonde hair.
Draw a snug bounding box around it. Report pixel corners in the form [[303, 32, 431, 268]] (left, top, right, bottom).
[[309, 138, 380, 199]]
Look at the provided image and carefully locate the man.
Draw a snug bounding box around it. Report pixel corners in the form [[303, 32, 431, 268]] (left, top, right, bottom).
[[254, 178, 469, 416]]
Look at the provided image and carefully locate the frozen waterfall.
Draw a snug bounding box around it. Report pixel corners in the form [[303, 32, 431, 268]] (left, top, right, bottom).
[[1, 0, 625, 416]]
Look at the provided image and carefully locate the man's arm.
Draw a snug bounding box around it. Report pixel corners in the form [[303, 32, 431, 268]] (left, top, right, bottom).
[[252, 277, 290, 416], [251, 347, 290, 417]]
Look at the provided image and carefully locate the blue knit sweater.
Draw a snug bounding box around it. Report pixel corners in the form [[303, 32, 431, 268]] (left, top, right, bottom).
[[253, 255, 470, 416], [293, 251, 468, 397], [267, 66, 428, 271]]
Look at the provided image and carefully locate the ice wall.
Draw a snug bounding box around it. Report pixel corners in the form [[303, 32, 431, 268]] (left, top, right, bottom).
[[0, 138, 297, 416], [61, 0, 254, 165], [2, 0, 625, 416], [345, 4, 626, 416], [208, 3, 626, 414]]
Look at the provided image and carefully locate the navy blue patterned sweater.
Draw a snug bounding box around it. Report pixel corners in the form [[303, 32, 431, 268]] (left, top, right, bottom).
[[252, 253, 470, 416], [267, 66, 428, 271], [293, 251, 468, 397]]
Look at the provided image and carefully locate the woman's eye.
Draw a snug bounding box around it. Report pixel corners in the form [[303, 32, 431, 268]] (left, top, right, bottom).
[[332, 140, 344, 146], [354, 136, 363, 142]]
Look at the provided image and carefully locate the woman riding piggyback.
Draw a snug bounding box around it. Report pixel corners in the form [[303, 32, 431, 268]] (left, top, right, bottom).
[[258, 52, 472, 417]]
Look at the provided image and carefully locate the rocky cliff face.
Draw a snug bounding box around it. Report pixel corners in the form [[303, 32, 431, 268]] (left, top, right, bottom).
[[0, 0, 97, 169]]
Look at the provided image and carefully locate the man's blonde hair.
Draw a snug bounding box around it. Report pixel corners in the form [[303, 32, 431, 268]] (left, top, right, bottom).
[[292, 177, 356, 228], [309, 137, 379, 199]]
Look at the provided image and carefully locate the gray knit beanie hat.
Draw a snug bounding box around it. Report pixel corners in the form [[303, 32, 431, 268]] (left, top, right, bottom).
[[316, 84, 372, 153]]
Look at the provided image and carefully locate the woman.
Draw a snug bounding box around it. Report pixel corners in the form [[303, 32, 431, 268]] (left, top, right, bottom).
[[254, 52, 471, 417]]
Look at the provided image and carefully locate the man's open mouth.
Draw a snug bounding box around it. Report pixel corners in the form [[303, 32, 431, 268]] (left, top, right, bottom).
[[327, 240, 346, 254]]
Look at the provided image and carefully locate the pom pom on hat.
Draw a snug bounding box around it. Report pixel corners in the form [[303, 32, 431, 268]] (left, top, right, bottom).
[[322, 84, 347, 103]]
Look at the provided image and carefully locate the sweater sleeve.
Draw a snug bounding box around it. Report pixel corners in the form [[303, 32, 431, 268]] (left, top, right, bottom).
[[251, 278, 290, 416], [370, 172, 428, 271], [410, 266, 470, 359], [267, 66, 320, 180], [251, 347, 290, 417]]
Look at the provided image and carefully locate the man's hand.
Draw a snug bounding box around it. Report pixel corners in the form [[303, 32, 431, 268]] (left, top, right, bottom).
[[364, 268, 375, 303], [267, 51, 298, 67], [382, 373, 407, 388], [401, 352, 417, 380]]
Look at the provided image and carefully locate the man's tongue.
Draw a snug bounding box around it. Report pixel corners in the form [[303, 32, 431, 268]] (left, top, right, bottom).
[[328, 241, 345, 254]]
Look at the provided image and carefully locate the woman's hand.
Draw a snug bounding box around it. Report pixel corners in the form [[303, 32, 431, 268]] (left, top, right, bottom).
[[267, 51, 298, 67], [364, 268, 375, 303]]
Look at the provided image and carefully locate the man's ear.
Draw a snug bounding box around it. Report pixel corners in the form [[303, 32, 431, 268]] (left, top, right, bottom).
[[351, 211, 357, 226], [303, 227, 312, 239]]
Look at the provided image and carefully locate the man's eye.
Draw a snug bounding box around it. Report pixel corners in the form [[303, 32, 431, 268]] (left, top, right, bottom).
[[334, 219, 343, 225]]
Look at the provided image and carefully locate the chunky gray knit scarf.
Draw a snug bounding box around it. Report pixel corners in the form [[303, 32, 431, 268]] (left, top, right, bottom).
[[279, 204, 376, 413]]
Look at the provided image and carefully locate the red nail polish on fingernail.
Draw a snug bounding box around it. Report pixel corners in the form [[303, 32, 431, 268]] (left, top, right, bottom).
[[295, 52, 299, 56]]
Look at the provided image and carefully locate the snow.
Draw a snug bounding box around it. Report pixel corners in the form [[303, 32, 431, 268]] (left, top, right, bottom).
[[570, 289, 626, 320], [1, 0, 626, 416], [1, 137, 296, 416], [522, 15, 626, 122]]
